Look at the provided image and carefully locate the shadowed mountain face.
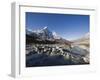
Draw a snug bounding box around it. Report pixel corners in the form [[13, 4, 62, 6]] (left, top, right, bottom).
[[26, 27, 89, 67], [26, 27, 71, 45], [26, 26, 54, 40]]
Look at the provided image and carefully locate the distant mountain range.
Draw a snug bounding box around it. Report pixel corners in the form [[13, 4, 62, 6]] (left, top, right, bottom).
[[26, 26, 62, 39], [71, 33, 89, 53], [72, 33, 89, 47], [26, 27, 71, 45], [26, 26, 89, 49]]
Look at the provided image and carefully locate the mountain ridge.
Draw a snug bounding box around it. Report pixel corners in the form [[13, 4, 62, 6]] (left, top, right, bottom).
[[26, 27, 71, 45]]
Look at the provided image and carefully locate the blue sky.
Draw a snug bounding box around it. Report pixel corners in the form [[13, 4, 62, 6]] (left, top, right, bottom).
[[26, 12, 89, 40]]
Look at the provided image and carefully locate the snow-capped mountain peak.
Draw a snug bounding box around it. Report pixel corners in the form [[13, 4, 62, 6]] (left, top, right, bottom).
[[26, 26, 72, 45], [26, 28, 33, 35], [43, 26, 48, 30], [52, 31, 61, 39], [84, 33, 89, 39], [26, 26, 62, 40], [26, 26, 54, 40]]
